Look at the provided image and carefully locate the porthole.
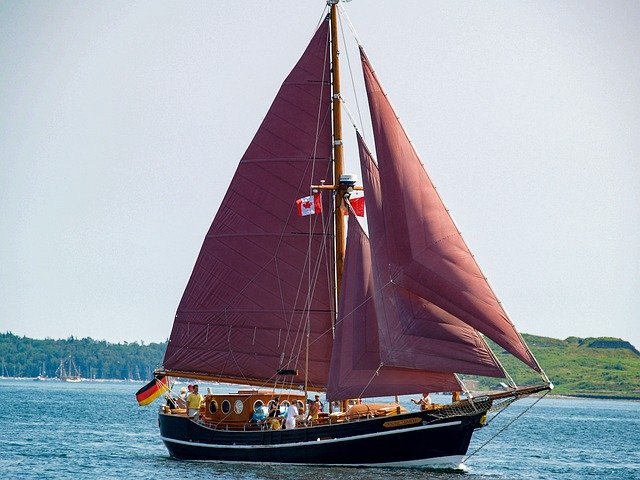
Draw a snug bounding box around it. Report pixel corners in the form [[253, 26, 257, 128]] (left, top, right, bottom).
[[208, 400, 218, 415], [253, 400, 264, 412], [221, 399, 231, 414], [234, 399, 244, 415]]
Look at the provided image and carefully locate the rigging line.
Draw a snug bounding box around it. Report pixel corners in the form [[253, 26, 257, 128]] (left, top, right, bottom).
[[357, 363, 384, 400], [477, 332, 515, 388], [463, 390, 550, 464], [338, 2, 362, 48], [288, 31, 336, 364], [288, 207, 334, 393], [282, 27, 332, 363], [315, 5, 330, 34], [282, 184, 334, 367], [284, 193, 332, 370], [288, 206, 334, 370], [341, 98, 360, 132], [454, 373, 469, 397], [338, 5, 367, 141], [287, 199, 330, 361], [282, 156, 333, 367], [307, 263, 397, 349], [298, 199, 334, 363], [291, 196, 332, 365], [263, 27, 333, 372], [323, 191, 336, 332]]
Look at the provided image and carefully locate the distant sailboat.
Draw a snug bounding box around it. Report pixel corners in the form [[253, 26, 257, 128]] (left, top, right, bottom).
[[0, 358, 8, 379], [147, 0, 552, 468], [35, 361, 48, 381], [56, 357, 82, 382]]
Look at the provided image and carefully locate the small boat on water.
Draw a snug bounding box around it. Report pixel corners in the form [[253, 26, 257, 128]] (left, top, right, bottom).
[[147, 0, 552, 468], [34, 361, 48, 381], [56, 357, 82, 382]]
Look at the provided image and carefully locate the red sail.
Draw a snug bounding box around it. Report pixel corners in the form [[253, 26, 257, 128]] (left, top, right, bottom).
[[327, 212, 462, 401], [163, 20, 334, 388], [358, 133, 506, 377], [360, 48, 540, 372]]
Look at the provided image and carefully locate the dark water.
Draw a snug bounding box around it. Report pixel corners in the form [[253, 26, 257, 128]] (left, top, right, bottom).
[[1, 380, 638, 479]]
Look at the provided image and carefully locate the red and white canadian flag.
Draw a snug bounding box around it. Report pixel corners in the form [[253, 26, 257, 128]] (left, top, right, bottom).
[[296, 193, 322, 217]]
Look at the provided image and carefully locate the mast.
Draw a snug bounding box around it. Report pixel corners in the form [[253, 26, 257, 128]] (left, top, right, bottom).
[[329, 0, 346, 295]]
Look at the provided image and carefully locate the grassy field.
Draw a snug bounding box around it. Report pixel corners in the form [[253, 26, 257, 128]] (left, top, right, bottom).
[[478, 334, 640, 399]]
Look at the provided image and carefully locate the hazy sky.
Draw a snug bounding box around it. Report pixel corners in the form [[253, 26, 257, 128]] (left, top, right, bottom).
[[1, 1, 638, 350]]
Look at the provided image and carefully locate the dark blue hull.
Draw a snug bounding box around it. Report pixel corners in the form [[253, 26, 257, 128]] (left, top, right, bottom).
[[158, 406, 489, 467]]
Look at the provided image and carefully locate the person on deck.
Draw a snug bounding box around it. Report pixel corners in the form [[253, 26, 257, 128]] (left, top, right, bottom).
[[411, 392, 432, 410], [266, 396, 282, 429], [250, 404, 268, 423], [268, 397, 280, 417], [187, 384, 203, 417], [184, 383, 194, 406], [284, 401, 299, 429], [308, 395, 322, 421], [175, 387, 188, 409]]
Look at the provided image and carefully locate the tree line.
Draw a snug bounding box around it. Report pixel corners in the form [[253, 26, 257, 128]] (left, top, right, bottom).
[[0, 332, 166, 380]]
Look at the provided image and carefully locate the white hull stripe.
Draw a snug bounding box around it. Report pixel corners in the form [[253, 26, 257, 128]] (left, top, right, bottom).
[[161, 419, 462, 450], [181, 454, 466, 469]]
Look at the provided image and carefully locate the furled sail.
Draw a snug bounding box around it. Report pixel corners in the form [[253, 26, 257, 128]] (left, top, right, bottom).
[[327, 211, 462, 401], [360, 47, 541, 372], [163, 20, 335, 388], [358, 133, 506, 378]]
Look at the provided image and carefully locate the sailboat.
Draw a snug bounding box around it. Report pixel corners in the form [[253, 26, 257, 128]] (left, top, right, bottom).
[[153, 0, 552, 468], [0, 358, 8, 379], [35, 361, 48, 381], [56, 357, 82, 382]]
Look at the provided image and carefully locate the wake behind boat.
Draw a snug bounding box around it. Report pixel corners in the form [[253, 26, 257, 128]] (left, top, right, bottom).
[[140, 0, 552, 468]]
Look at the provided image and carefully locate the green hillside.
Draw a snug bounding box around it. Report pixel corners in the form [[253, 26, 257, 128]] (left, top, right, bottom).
[[480, 334, 640, 399]]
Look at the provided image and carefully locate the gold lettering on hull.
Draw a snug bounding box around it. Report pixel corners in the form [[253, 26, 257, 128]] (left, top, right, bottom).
[[382, 417, 422, 429]]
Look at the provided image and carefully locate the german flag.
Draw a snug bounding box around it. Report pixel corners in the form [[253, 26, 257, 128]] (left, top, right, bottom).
[[135, 375, 169, 406]]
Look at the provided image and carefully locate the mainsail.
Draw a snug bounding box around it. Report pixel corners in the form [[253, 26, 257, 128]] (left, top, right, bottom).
[[163, 20, 335, 388], [359, 48, 541, 372]]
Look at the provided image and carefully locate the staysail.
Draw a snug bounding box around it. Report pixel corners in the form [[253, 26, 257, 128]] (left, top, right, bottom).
[[163, 19, 335, 388], [360, 47, 541, 372], [327, 211, 462, 400], [358, 133, 506, 378]]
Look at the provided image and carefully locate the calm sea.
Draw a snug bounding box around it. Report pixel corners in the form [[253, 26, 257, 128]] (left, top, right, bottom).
[[1, 379, 638, 479]]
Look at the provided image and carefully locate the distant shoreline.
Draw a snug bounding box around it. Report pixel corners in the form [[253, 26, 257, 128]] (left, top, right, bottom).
[[0, 376, 145, 383], [546, 393, 640, 401], [5, 376, 638, 401]]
